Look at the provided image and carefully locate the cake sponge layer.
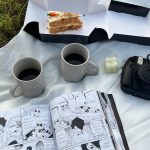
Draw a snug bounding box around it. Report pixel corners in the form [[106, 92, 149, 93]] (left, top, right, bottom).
[[48, 23, 82, 33], [49, 17, 82, 27]]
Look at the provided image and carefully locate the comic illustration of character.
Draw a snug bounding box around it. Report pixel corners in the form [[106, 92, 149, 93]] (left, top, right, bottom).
[[54, 118, 70, 131], [31, 109, 41, 118], [73, 91, 101, 114], [61, 102, 71, 114], [36, 123, 52, 138], [79, 102, 91, 113], [43, 128, 52, 138], [8, 120, 22, 145], [38, 125, 52, 138], [61, 94, 80, 113], [25, 129, 36, 140], [52, 106, 70, 131], [13, 144, 23, 150], [30, 108, 42, 125], [0, 117, 6, 133], [0, 117, 7, 147], [26, 124, 42, 140], [26, 146, 32, 150], [35, 141, 44, 150], [81, 141, 101, 150], [77, 101, 100, 114], [33, 122, 43, 138], [70, 117, 91, 145], [25, 122, 51, 140]]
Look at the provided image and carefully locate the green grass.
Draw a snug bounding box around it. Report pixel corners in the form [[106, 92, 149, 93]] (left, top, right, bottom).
[[0, 0, 28, 47]]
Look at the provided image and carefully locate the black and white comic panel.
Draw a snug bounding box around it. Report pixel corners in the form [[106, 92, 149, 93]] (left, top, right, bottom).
[[0, 109, 23, 148], [21, 105, 53, 141], [66, 140, 114, 150], [50, 90, 114, 150], [1, 139, 55, 150]]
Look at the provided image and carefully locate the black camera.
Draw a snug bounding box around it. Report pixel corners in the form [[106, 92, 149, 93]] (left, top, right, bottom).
[[121, 55, 150, 100]]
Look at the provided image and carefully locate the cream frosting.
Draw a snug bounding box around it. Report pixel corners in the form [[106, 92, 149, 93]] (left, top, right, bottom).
[[48, 11, 80, 22]]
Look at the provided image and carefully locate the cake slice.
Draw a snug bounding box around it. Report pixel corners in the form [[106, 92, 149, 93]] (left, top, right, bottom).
[[47, 11, 83, 33]]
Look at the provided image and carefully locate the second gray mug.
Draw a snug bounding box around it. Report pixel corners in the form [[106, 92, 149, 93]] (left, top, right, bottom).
[[61, 43, 98, 82]]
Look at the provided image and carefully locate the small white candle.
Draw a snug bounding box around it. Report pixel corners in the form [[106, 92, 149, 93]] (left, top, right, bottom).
[[104, 57, 119, 73], [105, 59, 112, 73]]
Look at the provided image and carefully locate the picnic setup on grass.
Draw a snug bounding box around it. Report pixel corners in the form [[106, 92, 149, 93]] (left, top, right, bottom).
[[1, 0, 150, 150]]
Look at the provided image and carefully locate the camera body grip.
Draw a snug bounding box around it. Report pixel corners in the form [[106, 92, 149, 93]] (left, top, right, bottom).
[[121, 56, 150, 100]]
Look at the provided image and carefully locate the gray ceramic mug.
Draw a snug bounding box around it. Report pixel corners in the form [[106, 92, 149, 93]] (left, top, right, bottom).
[[61, 43, 98, 82], [11, 58, 45, 98]]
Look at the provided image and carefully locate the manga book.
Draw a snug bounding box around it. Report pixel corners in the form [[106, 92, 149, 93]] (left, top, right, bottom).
[[0, 90, 129, 150]]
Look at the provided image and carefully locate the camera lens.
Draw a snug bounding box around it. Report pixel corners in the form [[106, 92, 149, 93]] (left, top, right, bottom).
[[138, 64, 150, 91]]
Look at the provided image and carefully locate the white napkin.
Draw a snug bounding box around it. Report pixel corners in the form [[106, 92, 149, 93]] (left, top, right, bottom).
[[32, 0, 49, 10], [44, 0, 106, 14]]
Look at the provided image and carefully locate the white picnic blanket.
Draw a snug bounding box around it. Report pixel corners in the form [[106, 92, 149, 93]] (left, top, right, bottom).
[[1, 30, 150, 150], [1, 0, 150, 150]]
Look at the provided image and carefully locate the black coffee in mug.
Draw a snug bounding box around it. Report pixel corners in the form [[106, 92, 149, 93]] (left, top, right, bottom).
[[65, 53, 85, 65], [18, 68, 40, 81]]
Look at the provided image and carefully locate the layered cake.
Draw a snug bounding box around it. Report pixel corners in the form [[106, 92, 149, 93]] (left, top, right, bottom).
[[47, 11, 83, 33]]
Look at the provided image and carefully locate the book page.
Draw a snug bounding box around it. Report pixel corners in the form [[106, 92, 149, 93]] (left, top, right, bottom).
[[50, 90, 125, 150], [21, 105, 53, 141], [0, 105, 55, 150]]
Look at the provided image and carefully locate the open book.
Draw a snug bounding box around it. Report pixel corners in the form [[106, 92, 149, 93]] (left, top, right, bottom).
[[0, 90, 129, 150]]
